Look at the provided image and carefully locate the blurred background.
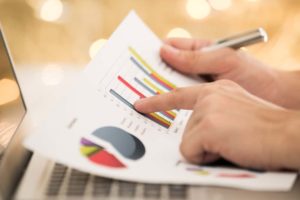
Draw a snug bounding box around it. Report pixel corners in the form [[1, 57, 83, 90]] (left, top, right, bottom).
[[1, 0, 300, 71]]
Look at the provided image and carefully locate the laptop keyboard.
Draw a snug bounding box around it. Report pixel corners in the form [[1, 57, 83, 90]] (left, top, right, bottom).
[[46, 163, 68, 196], [46, 163, 188, 199]]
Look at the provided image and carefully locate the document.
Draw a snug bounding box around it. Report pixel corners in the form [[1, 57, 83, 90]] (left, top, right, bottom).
[[24, 11, 297, 191]]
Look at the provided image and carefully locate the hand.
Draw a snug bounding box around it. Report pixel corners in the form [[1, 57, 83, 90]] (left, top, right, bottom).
[[160, 38, 300, 109], [134, 80, 300, 170]]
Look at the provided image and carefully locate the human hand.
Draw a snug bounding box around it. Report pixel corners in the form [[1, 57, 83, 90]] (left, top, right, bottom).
[[134, 80, 300, 170], [160, 38, 287, 107]]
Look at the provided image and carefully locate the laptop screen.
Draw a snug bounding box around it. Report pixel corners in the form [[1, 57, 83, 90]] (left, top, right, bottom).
[[0, 30, 26, 153]]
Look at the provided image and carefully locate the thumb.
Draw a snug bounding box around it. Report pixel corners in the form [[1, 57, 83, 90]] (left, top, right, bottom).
[[160, 44, 240, 75]]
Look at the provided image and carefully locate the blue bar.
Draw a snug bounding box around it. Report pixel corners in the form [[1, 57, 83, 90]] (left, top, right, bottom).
[[130, 56, 150, 75], [110, 89, 169, 129], [134, 77, 156, 95], [109, 89, 135, 110], [131, 56, 171, 92]]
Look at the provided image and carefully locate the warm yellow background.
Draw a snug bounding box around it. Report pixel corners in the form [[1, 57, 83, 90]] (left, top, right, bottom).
[[0, 0, 299, 70]]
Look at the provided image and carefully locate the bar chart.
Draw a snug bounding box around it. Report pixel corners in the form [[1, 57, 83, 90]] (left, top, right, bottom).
[[102, 46, 178, 129]]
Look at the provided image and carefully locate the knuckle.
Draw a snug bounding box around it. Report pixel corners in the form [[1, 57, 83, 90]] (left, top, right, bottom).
[[183, 52, 200, 72], [180, 141, 194, 162], [200, 114, 218, 130], [170, 88, 184, 108], [200, 83, 215, 95], [197, 92, 221, 107]]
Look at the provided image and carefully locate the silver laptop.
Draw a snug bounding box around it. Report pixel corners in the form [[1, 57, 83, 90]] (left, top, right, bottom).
[[0, 27, 299, 200]]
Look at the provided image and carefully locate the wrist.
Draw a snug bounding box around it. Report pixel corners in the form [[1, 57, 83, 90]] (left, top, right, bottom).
[[229, 52, 282, 105], [274, 110, 300, 170], [276, 71, 300, 109]]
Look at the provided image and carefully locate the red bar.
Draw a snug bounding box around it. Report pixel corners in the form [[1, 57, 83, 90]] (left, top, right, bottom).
[[150, 73, 174, 90], [218, 173, 255, 178], [118, 76, 145, 98], [162, 111, 175, 120]]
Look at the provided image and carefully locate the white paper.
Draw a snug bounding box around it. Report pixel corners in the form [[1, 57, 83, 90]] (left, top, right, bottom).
[[24, 11, 297, 191]]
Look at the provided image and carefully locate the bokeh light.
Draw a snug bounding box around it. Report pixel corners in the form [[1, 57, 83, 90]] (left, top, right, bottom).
[[186, 0, 211, 20], [167, 28, 191, 38], [39, 0, 64, 22], [89, 39, 107, 59], [41, 64, 64, 85], [209, 0, 232, 10]]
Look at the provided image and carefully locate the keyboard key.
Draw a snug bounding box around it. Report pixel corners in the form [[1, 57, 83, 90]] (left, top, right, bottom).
[[144, 184, 161, 198], [168, 185, 188, 199], [118, 181, 137, 197], [92, 176, 113, 197], [66, 169, 89, 196], [46, 163, 67, 196]]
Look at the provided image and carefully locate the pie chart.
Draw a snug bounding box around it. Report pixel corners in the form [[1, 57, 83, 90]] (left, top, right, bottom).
[[80, 137, 125, 168], [91, 126, 145, 160]]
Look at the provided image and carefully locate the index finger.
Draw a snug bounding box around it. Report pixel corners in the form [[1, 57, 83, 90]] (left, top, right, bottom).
[[134, 86, 203, 113]]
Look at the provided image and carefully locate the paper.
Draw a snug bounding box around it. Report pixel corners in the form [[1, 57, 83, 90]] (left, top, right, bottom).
[[24, 11, 297, 191]]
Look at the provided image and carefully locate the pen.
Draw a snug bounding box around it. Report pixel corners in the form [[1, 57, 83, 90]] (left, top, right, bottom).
[[201, 28, 268, 52], [199, 28, 268, 82]]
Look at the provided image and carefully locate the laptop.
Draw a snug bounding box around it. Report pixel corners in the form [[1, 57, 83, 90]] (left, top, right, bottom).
[[0, 27, 299, 200]]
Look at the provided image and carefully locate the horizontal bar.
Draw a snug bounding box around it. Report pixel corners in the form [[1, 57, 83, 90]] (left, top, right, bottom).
[[118, 75, 145, 98]]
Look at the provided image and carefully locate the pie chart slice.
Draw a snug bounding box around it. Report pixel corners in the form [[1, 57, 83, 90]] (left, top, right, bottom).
[[80, 138, 125, 168], [89, 150, 125, 168], [92, 126, 145, 160]]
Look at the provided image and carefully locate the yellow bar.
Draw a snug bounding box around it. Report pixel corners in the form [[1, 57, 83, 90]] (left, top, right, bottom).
[[143, 78, 165, 94], [129, 46, 154, 73], [149, 113, 171, 126], [152, 72, 177, 89], [166, 110, 177, 118], [143, 78, 177, 118], [129, 46, 177, 89]]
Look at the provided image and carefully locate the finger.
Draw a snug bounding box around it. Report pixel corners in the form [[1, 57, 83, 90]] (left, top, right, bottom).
[[201, 153, 220, 164], [180, 128, 205, 164], [164, 38, 211, 50], [134, 81, 233, 113], [160, 45, 238, 75], [182, 81, 237, 138], [182, 108, 204, 139], [181, 123, 221, 164], [134, 85, 204, 113]]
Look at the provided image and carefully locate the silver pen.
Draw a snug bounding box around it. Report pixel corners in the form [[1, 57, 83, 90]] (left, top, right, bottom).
[[201, 28, 268, 52], [199, 28, 268, 82]]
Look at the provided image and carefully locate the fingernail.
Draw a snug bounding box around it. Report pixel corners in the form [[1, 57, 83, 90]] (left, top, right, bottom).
[[134, 99, 145, 109], [162, 44, 179, 56]]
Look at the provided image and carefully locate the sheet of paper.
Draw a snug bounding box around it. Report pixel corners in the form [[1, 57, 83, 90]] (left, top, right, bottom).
[[24, 11, 297, 191]]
